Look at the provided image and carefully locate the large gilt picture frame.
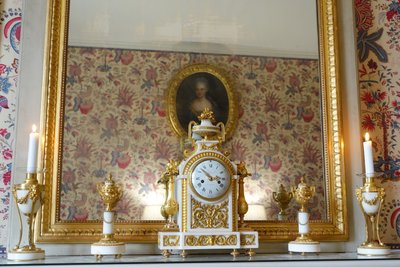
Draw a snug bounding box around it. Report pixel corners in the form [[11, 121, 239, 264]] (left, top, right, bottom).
[[167, 64, 237, 139], [36, 0, 347, 243]]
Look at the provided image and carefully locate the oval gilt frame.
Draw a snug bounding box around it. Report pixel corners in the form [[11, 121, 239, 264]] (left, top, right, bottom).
[[167, 63, 238, 139]]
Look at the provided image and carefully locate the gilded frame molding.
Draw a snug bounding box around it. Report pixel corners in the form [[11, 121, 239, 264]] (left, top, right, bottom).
[[167, 63, 238, 139], [36, 0, 347, 243]]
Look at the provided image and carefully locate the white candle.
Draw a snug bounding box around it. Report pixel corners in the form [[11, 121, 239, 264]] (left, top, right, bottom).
[[363, 133, 374, 177], [27, 124, 39, 173]]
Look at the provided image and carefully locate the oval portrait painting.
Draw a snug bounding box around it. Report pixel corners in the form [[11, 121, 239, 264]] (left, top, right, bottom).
[[167, 64, 237, 138]]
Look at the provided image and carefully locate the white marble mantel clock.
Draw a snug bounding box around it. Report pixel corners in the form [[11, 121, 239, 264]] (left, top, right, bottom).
[[158, 108, 258, 258]]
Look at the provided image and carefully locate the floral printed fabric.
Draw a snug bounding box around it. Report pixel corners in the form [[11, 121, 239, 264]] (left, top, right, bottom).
[[62, 46, 325, 222], [355, 0, 400, 246], [0, 1, 22, 253]]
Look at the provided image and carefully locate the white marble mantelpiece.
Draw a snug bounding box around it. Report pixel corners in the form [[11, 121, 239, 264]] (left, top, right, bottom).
[[1, 253, 400, 267]]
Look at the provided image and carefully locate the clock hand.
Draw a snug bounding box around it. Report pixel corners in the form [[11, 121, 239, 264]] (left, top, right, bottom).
[[214, 176, 222, 181], [201, 168, 214, 181], [210, 176, 218, 182]]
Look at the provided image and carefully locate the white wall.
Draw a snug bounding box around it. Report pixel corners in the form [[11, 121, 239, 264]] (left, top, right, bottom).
[[69, 0, 318, 59], [9, 0, 362, 255]]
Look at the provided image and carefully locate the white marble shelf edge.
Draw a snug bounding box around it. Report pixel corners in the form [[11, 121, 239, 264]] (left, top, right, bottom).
[[1, 253, 400, 267]]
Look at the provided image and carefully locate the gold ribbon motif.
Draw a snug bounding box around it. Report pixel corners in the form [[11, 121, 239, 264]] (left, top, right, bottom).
[[191, 198, 228, 228]]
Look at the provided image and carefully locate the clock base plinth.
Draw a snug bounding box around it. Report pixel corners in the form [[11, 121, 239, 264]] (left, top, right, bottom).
[[158, 231, 258, 257]]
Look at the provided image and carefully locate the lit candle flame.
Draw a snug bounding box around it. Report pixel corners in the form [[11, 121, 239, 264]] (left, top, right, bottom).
[[365, 132, 370, 142], [32, 124, 37, 133]]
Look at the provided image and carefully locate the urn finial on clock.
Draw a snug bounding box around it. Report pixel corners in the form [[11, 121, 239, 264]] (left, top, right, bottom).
[[189, 108, 226, 141]]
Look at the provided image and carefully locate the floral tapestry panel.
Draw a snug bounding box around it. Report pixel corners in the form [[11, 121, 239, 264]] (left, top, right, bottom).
[[61, 46, 324, 222], [0, 1, 22, 253], [378, 180, 400, 248], [355, 0, 400, 246]]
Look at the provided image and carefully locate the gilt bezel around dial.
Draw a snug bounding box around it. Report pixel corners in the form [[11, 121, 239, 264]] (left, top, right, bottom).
[[187, 153, 234, 201]]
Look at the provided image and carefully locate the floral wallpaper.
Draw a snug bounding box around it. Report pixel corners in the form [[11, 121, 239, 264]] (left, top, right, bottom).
[[62, 46, 325, 223], [0, 0, 22, 253], [355, 0, 400, 247]]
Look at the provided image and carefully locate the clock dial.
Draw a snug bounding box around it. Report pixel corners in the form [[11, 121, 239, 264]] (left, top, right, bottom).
[[191, 159, 230, 199]]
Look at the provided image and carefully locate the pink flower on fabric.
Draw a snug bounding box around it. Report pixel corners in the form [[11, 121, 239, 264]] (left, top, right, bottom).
[[116, 153, 131, 169], [69, 62, 81, 77], [354, 0, 374, 31], [265, 59, 277, 73], [120, 52, 134, 65], [0, 128, 8, 137], [361, 91, 375, 105], [143, 170, 156, 184], [63, 168, 76, 184], [146, 67, 157, 81], [367, 59, 377, 70], [2, 148, 12, 160], [362, 114, 376, 131], [0, 64, 6, 75], [3, 171, 11, 186], [105, 114, 118, 130], [387, 10, 397, 21], [386, 0, 400, 21], [289, 73, 300, 88], [256, 122, 268, 136]]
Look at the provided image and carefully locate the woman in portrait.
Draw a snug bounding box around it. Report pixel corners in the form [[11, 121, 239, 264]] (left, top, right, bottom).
[[176, 74, 228, 132], [189, 77, 217, 117]]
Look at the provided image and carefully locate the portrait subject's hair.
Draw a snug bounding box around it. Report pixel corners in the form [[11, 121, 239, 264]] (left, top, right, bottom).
[[194, 77, 209, 91]]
